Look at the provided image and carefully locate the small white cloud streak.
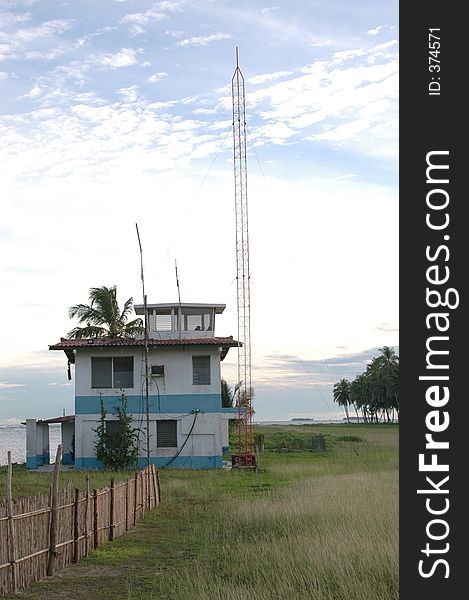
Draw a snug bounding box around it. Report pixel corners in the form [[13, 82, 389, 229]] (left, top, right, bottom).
[[0, 382, 25, 388], [177, 32, 231, 47], [147, 71, 167, 83]]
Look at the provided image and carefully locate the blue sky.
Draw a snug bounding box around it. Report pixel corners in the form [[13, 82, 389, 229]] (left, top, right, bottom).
[[0, 0, 398, 423]]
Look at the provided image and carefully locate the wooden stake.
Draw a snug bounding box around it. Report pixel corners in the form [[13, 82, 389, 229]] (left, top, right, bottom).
[[140, 470, 145, 516], [109, 478, 115, 541], [125, 479, 129, 531], [6, 451, 18, 593], [73, 488, 80, 563], [47, 444, 62, 577], [93, 489, 98, 549], [84, 475, 90, 556], [133, 473, 138, 526], [155, 468, 161, 505]]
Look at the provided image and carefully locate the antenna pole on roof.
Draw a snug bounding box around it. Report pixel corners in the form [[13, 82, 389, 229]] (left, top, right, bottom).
[[175, 260, 182, 339], [136, 223, 151, 467]]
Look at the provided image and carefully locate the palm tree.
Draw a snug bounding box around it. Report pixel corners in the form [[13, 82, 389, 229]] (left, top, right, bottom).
[[367, 347, 399, 422], [221, 378, 238, 408], [68, 285, 144, 339], [333, 378, 351, 424]]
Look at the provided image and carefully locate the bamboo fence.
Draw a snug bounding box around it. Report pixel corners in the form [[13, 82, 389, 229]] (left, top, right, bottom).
[[0, 449, 161, 597]]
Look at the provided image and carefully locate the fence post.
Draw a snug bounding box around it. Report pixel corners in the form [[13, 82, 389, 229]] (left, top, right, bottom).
[[140, 470, 145, 517], [133, 473, 138, 526], [73, 488, 80, 563], [125, 479, 129, 531], [109, 478, 115, 541], [47, 444, 63, 577], [84, 475, 90, 556], [6, 451, 18, 593], [93, 489, 98, 549], [147, 466, 151, 509], [151, 464, 157, 507], [155, 467, 161, 505]]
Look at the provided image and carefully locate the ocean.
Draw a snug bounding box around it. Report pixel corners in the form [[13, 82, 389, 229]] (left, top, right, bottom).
[[0, 424, 62, 466]]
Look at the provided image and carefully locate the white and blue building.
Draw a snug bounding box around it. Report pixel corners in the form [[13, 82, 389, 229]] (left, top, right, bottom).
[[27, 302, 238, 470]]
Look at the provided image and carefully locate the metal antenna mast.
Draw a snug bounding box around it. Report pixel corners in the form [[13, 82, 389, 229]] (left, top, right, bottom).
[[136, 223, 151, 466], [232, 47, 253, 467]]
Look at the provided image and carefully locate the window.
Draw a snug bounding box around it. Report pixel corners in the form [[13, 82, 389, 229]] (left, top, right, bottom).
[[91, 357, 134, 389], [105, 420, 120, 441], [157, 420, 177, 448], [192, 355, 211, 385]]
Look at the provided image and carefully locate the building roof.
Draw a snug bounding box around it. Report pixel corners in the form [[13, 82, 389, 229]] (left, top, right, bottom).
[[49, 336, 239, 362]]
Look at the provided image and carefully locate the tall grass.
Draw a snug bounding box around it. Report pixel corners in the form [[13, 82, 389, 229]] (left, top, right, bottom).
[[4, 425, 398, 600]]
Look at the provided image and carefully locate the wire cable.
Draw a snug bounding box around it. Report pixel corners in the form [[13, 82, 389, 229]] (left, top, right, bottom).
[[162, 411, 199, 468]]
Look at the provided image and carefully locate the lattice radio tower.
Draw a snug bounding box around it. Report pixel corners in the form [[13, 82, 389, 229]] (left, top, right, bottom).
[[232, 48, 254, 467]]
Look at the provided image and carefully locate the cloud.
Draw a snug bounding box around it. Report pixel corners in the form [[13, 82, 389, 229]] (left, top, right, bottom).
[[247, 70, 294, 85], [95, 47, 141, 68], [177, 32, 231, 47], [21, 83, 42, 98], [0, 10, 32, 28], [261, 6, 280, 17], [120, 2, 181, 35], [147, 71, 167, 83], [0, 17, 73, 61], [368, 25, 383, 35], [0, 382, 25, 388], [374, 322, 399, 333]]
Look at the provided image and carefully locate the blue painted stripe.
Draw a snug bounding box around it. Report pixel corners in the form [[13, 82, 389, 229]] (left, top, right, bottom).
[[75, 393, 224, 414], [26, 453, 50, 469], [62, 452, 73, 465], [26, 457, 37, 469], [75, 455, 223, 470]]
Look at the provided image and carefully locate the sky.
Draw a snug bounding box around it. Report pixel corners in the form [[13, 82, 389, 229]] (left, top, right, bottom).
[[0, 0, 398, 424]]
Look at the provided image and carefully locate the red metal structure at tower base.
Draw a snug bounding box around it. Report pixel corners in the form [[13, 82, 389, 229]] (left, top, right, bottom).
[[231, 48, 254, 468]]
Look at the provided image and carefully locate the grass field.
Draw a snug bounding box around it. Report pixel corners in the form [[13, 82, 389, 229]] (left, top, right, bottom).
[[1, 424, 398, 600]]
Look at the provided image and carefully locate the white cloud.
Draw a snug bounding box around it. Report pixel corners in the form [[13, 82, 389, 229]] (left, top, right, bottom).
[[120, 2, 181, 35], [261, 6, 280, 17], [0, 71, 8, 79], [0, 382, 25, 388], [0, 11, 32, 28], [368, 25, 383, 35], [163, 29, 184, 38], [0, 18, 72, 44], [247, 70, 294, 85], [0, 17, 73, 61], [177, 32, 231, 47], [147, 71, 167, 83], [95, 47, 141, 69], [21, 83, 42, 98]]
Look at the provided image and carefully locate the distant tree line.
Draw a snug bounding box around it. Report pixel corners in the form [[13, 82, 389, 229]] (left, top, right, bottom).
[[333, 346, 399, 423]]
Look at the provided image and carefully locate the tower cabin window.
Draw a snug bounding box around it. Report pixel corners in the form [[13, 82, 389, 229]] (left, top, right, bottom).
[[148, 307, 215, 332], [91, 357, 134, 389], [181, 308, 214, 331]]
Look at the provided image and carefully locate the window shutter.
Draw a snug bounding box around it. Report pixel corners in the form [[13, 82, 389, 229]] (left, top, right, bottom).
[[91, 357, 112, 388], [192, 356, 211, 385], [157, 420, 177, 447]]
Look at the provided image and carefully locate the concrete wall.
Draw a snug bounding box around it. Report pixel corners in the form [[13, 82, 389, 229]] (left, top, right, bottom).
[[74, 411, 235, 469], [26, 420, 50, 469], [71, 345, 234, 469], [74, 346, 222, 397]]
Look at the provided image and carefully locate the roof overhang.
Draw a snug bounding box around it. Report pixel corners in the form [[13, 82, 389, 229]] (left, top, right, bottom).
[[50, 336, 239, 362]]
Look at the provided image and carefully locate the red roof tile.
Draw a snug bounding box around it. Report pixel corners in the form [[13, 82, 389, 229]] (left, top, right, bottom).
[[49, 336, 238, 349], [49, 336, 239, 362]]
